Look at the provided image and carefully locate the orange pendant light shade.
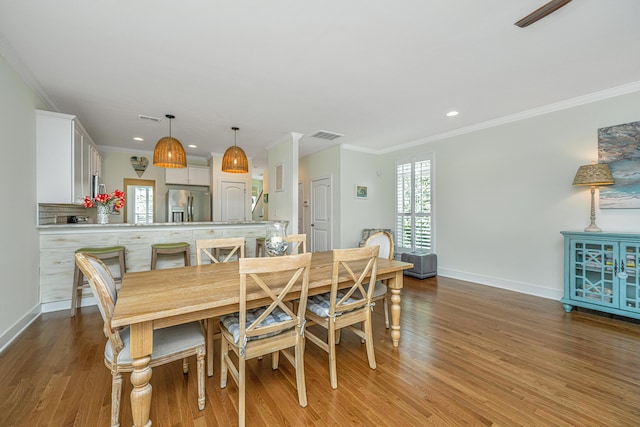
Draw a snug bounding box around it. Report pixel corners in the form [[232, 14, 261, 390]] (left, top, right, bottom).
[[153, 115, 187, 168], [222, 126, 248, 173]]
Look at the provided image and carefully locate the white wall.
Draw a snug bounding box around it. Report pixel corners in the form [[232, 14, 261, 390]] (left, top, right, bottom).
[[267, 133, 300, 233], [379, 90, 640, 300], [0, 53, 45, 351], [339, 148, 390, 248]]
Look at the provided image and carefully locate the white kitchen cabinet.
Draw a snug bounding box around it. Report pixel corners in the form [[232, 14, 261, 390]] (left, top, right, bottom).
[[36, 110, 102, 204], [165, 165, 210, 186]]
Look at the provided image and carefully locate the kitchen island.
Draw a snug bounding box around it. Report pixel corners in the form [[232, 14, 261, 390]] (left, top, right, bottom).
[[38, 221, 268, 312]]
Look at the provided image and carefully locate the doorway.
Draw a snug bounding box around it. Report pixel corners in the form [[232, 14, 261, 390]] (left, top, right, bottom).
[[123, 178, 156, 224]]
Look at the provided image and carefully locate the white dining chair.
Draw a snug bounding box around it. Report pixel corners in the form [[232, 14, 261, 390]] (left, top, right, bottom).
[[364, 231, 394, 328], [75, 252, 206, 427]]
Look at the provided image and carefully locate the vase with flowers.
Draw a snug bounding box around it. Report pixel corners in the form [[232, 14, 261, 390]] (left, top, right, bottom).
[[82, 189, 125, 224]]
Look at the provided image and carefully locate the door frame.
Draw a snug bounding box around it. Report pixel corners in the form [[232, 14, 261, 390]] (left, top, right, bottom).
[[122, 178, 156, 224]]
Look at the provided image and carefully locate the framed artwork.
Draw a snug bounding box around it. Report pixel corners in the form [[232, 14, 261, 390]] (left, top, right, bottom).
[[598, 120, 640, 208], [275, 163, 283, 192], [355, 185, 368, 199]]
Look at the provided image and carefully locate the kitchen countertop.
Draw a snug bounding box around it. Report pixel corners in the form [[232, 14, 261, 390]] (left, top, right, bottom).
[[37, 221, 269, 230], [38, 220, 272, 309]]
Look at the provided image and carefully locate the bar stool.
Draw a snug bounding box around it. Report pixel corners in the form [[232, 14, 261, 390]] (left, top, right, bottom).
[[256, 238, 265, 257], [71, 245, 126, 317], [151, 242, 191, 270]]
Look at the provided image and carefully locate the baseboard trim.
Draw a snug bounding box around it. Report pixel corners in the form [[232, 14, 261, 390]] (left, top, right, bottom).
[[41, 296, 97, 314], [0, 303, 41, 354], [437, 268, 563, 301]]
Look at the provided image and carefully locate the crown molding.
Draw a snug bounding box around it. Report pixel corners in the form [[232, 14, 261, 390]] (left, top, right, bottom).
[[379, 81, 640, 154]]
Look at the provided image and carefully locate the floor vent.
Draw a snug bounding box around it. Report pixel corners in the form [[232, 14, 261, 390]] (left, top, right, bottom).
[[138, 114, 162, 122], [310, 130, 344, 141]]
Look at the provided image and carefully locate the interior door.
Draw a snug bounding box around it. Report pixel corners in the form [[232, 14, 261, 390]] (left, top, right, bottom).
[[221, 181, 246, 221], [311, 176, 332, 252]]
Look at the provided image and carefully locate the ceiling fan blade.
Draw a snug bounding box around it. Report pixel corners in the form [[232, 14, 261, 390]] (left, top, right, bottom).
[[514, 0, 572, 28]]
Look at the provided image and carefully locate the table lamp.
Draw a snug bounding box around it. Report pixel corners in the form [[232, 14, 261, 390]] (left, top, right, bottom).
[[572, 162, 614, 232]]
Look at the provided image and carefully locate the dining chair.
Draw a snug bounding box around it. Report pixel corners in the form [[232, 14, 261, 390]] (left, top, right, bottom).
[[196, 237, 245, 264], [219, 252, 312, 427], [363, 231, 394, 328], [195, 237, 246, 376], [74, 252, 205, 427], [304, 245, 379, 389], [287, 233, 307, 254]]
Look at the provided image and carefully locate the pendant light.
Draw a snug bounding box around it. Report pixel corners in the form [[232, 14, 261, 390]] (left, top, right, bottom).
[[222, 126, 248, 173], [153, 114, 187, 168]]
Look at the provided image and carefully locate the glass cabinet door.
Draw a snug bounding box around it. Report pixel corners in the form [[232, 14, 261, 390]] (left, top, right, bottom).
[[620, 243, 640, 313], [570, 240, 616, 306]]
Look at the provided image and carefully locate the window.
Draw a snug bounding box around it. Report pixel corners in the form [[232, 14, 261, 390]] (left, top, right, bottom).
[[123, 178, 155, 224], [133, 186, 154, 224], [396, 155, 432, 252]]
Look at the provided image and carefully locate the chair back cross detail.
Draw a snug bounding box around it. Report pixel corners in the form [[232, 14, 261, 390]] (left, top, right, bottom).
[[330, 245, 380, 317], [196, 237, 245, 264]]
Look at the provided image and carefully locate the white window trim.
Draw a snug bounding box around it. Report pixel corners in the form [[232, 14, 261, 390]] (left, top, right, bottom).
[[395, 152, 435, 254]]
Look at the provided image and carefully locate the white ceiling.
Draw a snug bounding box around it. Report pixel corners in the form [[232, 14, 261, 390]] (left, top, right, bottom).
[[1, 0, 640, 172]]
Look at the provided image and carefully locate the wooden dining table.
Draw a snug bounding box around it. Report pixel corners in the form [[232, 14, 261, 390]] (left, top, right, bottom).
[[111, 250, 412, 427]]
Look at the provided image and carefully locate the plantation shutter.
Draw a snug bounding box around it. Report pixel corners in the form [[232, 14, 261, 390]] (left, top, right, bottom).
[[396, 156, 432, 252]]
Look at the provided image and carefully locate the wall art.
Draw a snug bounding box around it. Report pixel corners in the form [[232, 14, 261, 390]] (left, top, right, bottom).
[[598, 120, 640, 208], [355, 185, 368, 199], [130, 156, 148, 177]]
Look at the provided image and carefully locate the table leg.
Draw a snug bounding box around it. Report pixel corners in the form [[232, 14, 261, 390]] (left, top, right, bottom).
[[388, 270, 403, 347], [207, 317, 215, 377], [129, 322, 154, 427], [390, 289, 401, 347]]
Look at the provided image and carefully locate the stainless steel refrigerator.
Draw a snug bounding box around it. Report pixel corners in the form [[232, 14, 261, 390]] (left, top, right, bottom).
[[167, 188, 211, 222]]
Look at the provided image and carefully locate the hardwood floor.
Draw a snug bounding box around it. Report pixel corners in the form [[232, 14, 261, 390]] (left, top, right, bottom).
[[2, 275, 640, 426]]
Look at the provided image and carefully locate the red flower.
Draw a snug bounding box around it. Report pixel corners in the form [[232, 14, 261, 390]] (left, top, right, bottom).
[[82, 189, 125, 213]]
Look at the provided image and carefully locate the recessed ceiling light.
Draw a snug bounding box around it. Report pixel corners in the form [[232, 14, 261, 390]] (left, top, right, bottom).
[[446, 111, 459, 117], [188, 144, 197, 148], [133, 137, 144, 141]]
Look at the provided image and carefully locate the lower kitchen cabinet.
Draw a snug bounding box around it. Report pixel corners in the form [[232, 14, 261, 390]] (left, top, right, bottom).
[[561, 231, 640, 320]]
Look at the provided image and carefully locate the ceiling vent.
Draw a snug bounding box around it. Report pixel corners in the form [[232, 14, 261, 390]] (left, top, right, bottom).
[[138, 114, 162, 122], [310, 130, 344, 141]]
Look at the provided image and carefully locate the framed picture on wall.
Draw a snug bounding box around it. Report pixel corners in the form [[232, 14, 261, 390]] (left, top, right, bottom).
[[598, 120, 640, 208], [355, 185, 368, 199]]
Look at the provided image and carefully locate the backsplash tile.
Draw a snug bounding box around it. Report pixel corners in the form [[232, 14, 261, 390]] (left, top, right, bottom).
[[39, 204, 95, 225]]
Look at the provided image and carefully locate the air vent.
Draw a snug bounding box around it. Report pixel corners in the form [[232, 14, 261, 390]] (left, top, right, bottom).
[[138, 114, 162, 122], [310, 130, 344, 141]]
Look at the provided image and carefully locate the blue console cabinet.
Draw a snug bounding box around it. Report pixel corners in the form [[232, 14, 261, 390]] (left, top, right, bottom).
[[561, 231, 640, 320]]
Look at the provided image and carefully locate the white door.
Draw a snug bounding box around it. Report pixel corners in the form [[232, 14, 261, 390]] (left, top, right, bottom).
[[311, 177, 332, 252], [221, 181, 246, 221]]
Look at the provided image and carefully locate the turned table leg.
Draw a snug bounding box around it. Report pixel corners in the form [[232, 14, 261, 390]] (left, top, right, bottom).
[[388, 270, 403, 347], [129, 322, 153, 427]]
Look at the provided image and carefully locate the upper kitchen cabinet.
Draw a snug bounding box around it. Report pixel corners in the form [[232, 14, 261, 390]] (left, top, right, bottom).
[[36, 110, 103, 204], [165, 165, 210, 186]]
